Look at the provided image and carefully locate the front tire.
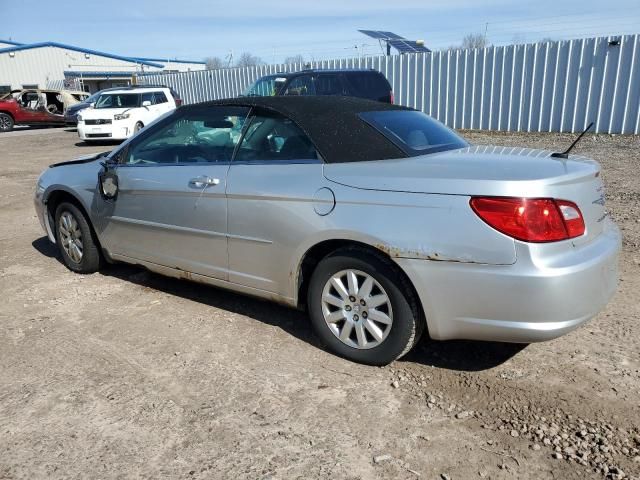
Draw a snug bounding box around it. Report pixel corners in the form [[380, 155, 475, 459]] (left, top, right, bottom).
[[134, 121, 144, 133], [54, 202, 102, 273], [307, 249, 423, 365], [0, 112, 14, 132]]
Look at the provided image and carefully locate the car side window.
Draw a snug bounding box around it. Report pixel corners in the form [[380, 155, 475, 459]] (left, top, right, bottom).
[[343, 73, 392, 102], [235, 112, 318, 162], [20, 91, 40, 110], [153, 91, 168, 104], [123, 107, 250, 165], [284, 75, 315, 96], [314, 74, 345, 95], [141, 92, 154, 105]]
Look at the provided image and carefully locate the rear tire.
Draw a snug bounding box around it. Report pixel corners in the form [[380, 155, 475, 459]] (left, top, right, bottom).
[[54, 202, 102, 273], [0, 112, 14, 132], [307, 249, 423, 365]]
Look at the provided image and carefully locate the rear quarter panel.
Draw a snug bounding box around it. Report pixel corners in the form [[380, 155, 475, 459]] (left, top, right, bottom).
[[311, 181, 517, 265]]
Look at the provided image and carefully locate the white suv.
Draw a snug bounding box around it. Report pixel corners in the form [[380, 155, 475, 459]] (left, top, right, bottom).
[[77, 87, 177, 142]]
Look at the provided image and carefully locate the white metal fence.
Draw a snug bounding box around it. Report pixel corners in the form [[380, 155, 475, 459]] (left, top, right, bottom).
[[138, 34, 640, 134]]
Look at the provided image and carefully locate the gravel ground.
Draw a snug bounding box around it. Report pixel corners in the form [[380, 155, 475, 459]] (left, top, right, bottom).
[[0, 127, 638, 480]]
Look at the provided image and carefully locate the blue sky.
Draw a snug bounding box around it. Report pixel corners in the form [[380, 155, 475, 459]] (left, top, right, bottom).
[[2, 0, 639, 63]]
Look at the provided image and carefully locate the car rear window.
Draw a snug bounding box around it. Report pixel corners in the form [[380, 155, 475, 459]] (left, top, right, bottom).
[[154, 91, 168, 104], [344, 72, 392, 102], [359, 110, 468, 156]]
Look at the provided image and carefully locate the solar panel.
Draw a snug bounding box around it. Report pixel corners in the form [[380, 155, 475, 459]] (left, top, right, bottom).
[[358, 30, 406, 40], [358, 30, 387, 39], [378, 31, 405, 40], [387, 39, 431, 53]]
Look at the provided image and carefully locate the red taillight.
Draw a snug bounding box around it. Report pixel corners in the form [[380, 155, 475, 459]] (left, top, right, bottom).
[[175, 99, 183, 107], [389, 90, 394, 104], [470, 197, 585, 243]]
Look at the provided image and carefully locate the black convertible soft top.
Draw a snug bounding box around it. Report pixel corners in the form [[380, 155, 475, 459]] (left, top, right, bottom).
[[186, 96, 413, 163]]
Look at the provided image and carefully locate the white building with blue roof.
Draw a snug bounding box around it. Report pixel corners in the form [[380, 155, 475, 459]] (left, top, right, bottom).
[[0, 40, 205, 93]]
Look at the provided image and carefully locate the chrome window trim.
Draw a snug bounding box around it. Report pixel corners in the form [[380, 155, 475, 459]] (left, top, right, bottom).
[[116, 161, 234, 168], [230, 158, 322, 166]]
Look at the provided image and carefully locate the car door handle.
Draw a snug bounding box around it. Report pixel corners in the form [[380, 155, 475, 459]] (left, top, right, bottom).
[[189, 176, 220, 188]]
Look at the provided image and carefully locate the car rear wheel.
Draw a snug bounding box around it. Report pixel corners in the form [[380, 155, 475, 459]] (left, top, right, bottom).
[[307, 249, 423, 365], [0, 113, 14, 132], [54, 202, 102, 273]]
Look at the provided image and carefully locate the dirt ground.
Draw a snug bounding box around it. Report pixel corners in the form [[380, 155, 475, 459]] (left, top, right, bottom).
[[0, 127, 638, 480]]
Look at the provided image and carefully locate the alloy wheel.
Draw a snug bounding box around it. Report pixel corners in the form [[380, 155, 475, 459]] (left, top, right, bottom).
[[321, 269, 393, 349], [58, 211, 84, 263], [0, 115, 12, 130]]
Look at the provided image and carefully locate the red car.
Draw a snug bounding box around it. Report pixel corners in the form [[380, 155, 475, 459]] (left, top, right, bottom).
[[0, 89, 89, 132]]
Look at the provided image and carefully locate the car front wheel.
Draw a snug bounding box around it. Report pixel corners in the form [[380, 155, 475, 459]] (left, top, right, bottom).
[[0, 113, 14, 132], [54, 202, 102, 273], [307, 249, 423, 365]]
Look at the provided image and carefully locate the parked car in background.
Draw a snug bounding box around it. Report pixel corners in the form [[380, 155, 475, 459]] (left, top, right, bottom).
[[244, 69, 393, 103], [65, 89, 114, 126], [0, 89, 88, 132], [77, 87, 177, 142], [66, 85, 182, 126], [34, 96, 620, 365]]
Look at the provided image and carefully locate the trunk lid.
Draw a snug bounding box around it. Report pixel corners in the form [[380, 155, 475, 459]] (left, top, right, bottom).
[[324, 145, 607, 244]]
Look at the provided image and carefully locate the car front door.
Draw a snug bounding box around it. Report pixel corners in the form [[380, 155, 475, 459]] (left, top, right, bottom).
[[226, 109, 324, 297], [16, 91, 48, 123], [100, 106, 250, 280]]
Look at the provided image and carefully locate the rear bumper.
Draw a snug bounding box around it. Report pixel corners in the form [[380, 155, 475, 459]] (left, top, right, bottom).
[[396, 219, 621, 343]]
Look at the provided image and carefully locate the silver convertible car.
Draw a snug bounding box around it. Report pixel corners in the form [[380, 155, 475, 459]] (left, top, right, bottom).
[[34, 96, 620, 365]]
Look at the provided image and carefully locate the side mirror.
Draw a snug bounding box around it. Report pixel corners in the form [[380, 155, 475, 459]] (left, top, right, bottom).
[[142, 100, 151, 107]]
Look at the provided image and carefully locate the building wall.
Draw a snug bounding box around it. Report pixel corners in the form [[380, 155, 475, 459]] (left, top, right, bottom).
[[0, 46, 163, 90], [139, 34, 640, 134]]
